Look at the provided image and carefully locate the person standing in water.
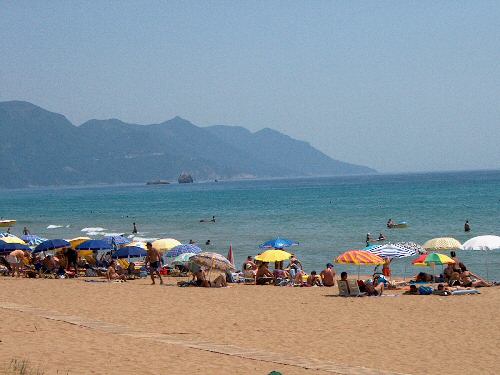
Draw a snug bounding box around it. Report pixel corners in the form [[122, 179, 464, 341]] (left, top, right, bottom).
[[464, 220, 471, 232], [132, 222, 138, 234]]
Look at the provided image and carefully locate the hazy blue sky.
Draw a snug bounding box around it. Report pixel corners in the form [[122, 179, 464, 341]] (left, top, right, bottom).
[[2, 1, 499, 172]]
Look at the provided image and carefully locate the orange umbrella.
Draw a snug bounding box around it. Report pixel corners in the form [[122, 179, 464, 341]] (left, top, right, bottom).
[[335, 250, 385, 265], [335, 250, 384, 279]]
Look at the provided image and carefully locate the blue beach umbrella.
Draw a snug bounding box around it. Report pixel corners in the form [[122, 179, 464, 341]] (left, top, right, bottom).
[[76, 240, 112, 251], [0, 240, 32, 254], [103, 235, 131, 247], [111, 246, 147, 259], [0, 232, 17, 239], [259, 237, 299, 250], [21, 235, 47, 246], [34, 239, 71, 253], [164, 244, 202, 258], [364, 243, 419, 259]]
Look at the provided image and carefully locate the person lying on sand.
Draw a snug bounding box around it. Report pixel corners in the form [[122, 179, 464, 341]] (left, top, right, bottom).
[[193, 268, 210, 287], [107, 261, 127, 281], [459, 265, 492, 287], [256, 262, 274, 285], [320, 263, 336, 286]]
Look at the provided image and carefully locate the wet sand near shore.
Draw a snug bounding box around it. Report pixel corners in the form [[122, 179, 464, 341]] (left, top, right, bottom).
[[0, 277, 498, 375]]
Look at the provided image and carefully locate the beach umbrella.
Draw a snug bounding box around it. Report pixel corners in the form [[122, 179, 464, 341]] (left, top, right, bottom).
[[0, 240, 31, 254], [103, 235, 131, 247], [259, 237, 298, 250], [462, 235, 500, 251], [170, 252, 197, 266], [33, 239, 70, 253], [0, 232, 17, 238], [423, 237, 462, 251], [68, 237, 91, 249], [152, 238, 181, 252], [111, 246, 147, 259], [0, 236, 26, 245], [20, 235, 47, 246], [190, 252, 235, 272], [165, 244, 202, 258], [462, 235, 500, 280], [412, 253, 454, 266], [335, 250, 384, 279], [336, 250, 385, 275], [336, 250, 385, 265], [365, 243, 419, 259], [76, 240, 112, 251], [255, 249, 292, 263]]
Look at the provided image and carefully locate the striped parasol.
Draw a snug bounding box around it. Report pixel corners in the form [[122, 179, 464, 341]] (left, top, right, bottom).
[[412, 253, 454, 266], [21, 235, 47, 246], [165, 244, 202, 258], [423, 237, 461, 251], [365, 243, 420, 259], [335, 250, 384, 265], [190, 252, 235, 271]]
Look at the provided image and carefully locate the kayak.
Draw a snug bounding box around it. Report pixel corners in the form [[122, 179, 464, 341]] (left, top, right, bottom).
[[0, 220, 16, 227]]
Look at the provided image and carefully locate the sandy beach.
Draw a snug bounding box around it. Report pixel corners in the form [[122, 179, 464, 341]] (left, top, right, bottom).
[[0, 277, 498, 375]]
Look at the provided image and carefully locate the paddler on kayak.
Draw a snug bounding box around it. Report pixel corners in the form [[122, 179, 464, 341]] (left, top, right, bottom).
[[387, 219, 395, 228]]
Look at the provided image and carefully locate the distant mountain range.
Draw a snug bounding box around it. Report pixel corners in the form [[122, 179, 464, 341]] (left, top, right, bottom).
[[0, 101, 375, 188]]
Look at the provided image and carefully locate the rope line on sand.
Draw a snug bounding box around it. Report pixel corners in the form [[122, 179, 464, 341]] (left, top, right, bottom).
[[0, 302, 409, 375]]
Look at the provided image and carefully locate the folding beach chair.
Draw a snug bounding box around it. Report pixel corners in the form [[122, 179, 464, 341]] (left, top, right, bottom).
[[347, 280, 366, 297], [338, 280, 350, 296]]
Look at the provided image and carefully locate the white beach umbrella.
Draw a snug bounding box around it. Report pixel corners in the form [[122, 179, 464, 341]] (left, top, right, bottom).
[[461, 235, 500, 280], [462, 235, 500, 251]]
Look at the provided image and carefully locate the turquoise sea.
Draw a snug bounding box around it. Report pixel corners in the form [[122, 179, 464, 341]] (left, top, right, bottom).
[[1, 170, 499, 280]]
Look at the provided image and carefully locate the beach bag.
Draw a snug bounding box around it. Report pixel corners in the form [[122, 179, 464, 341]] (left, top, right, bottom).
[[418, 286, 433, 295]]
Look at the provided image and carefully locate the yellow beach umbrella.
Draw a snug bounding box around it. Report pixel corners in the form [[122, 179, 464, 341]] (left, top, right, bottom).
[[423, 237, 461, 251], [0, 236, 26, 245], [255, 249, 292, 263], [152, 238, 181, 252]]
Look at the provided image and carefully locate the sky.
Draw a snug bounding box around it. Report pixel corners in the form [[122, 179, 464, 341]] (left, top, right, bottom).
[[1, 1, 499, 173]]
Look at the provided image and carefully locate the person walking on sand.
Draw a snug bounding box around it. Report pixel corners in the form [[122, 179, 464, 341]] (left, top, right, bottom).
[[145, 242, 163, 285]]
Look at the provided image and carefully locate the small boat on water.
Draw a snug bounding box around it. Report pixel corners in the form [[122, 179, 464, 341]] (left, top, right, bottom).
[[390, 222, 408, 229], [0, 219, 16, 227]]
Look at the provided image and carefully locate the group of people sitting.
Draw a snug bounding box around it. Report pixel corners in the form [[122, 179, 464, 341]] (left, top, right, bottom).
[[414, 251, 492, 288], [241, 255, 337, 287]]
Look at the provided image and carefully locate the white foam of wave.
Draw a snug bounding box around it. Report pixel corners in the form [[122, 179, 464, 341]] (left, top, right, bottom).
[[47, 225, 63, 229], [81, 227, 106, 233], [102, 232, 124, 237]]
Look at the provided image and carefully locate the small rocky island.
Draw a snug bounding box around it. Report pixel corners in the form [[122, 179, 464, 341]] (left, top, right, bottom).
[[178, 173, 194, 184]]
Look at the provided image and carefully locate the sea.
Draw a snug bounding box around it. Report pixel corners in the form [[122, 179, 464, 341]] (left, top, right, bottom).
[[1, 170, 499, 280]]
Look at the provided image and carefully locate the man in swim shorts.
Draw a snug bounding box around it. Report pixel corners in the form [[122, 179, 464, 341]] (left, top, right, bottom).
[[146, 242, 163, 285]]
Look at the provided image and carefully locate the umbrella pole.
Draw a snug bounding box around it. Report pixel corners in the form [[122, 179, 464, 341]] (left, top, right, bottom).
[[357, 265, 360, 280]]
